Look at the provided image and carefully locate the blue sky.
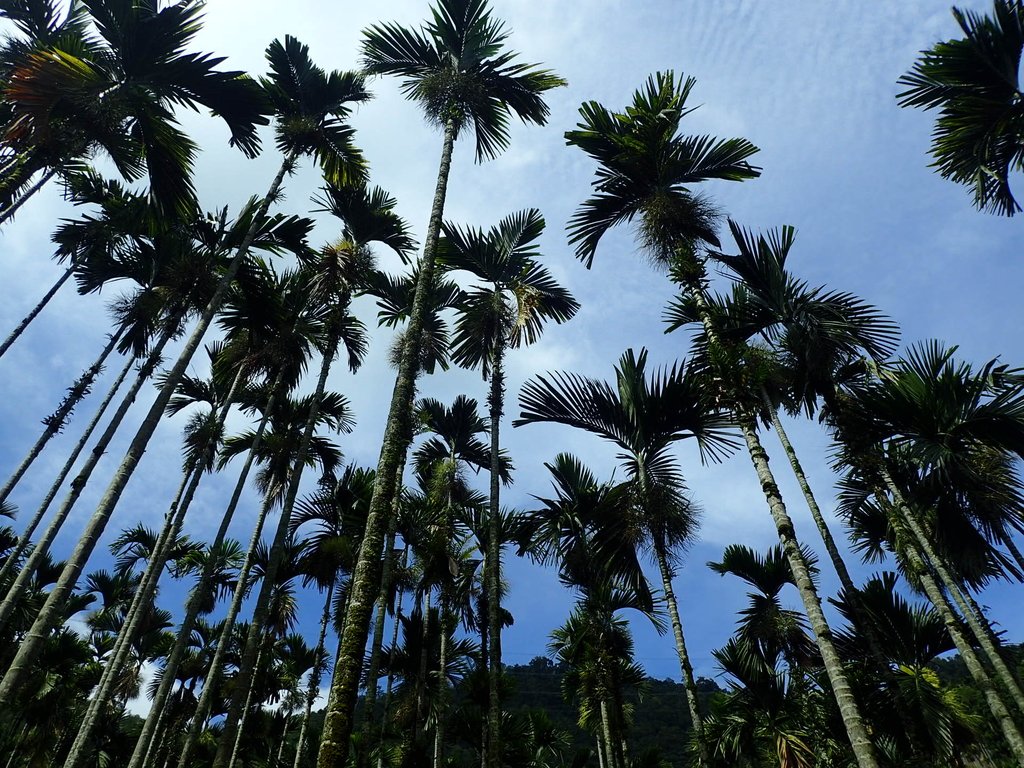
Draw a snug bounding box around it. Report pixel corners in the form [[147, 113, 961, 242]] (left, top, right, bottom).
[[2, 0, 1023, 711]]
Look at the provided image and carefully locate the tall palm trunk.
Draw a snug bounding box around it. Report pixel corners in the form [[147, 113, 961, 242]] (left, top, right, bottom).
[[0, 327, 174, 636], [685, 280, 879, 768], [598, 699, 618, 768], [0, 168, 56, 226], [213, 329, 339, 768], [129, 374, 280, 768], [652, 547, 708, 766], [432, 607, 450, 768], [0, 260, 73, 361], [736, 411, 879, 768], [292, 578, 337, 768], [376, 551, 407, 768], [0, 351, 134, 591], [1000, 532, 1024, 576], [883, 468, 1024, 714], [0, 151, 297, 702], [485, 340, 504, 768], [877, 472, 1024, 762], [317, 117, 457, 767], [64, 368, 245, 768], [0, 329, 123, 506], [227, 634, 274, 768]]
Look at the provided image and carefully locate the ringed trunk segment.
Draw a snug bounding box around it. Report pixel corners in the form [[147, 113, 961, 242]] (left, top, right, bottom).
[[316, 118, 457, 768]]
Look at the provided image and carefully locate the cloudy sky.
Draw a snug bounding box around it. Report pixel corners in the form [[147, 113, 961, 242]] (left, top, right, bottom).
[[2, 0, 1023, 718]]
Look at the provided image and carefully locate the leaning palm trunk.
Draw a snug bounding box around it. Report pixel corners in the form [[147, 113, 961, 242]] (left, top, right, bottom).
[[652, 547, 708, 767], [317, 115, 457, 768], [0, 326, 174, 636], [214, 329, 338, 768], [882, 467, 1024, 715], [0, 329, 123, 506], [687, 280, 879, 768], [0, 352, 135, 591], [129, 374, 280, 768], [0, 168, 57, 227], [736, 410, 880, 768], [177, 489, 280, 768], [432, 607, 450, 768], [292, 578, 337, 768], [0, 152, 297, 702], [0, 259, 72, 360], [64, 369, 244, 768], [485, 342, 504, 768], [877, 472, 1024, 761]]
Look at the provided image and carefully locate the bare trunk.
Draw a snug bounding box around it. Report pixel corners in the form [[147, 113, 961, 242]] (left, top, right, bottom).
[[599, 699, 618, 768], [0, 329, 122, 506], [485, 341, 504, 768], [0, 351, 135, 592], [432, 608, 449, 768], [129, 375, 280, 768], [653, 547, 708, 767], [214, 329, 339, 768], [226, 636, 272, 768], [376, 552, 407, 768], [736, 411, 880, 768], [292, 580, 336, 768], [0, 328, 173, 639], [0, 150, 295, 704], [0, 168, 56, 226], [878, 470, 1024, 763], [64, 368, 244, 768], [316, 118, 457, 768]]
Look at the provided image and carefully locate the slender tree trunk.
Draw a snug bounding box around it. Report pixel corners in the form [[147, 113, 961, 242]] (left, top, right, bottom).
[[736, 411, 880, 768], [652, 547, 708, 767], [317, 118, 457, 768], [595, 735, 605, 768], [227, 635, 272, 768], [275, 708, 294, 768], [0, 352, 134, 592], [485, 341, 504, 768], [0, 329, 122, 506], [0, 151, 296, 703], [0, 168, 56, 226], [432, 607, 449, 768], [64, 369, 244, 768], [599, 699, 617, 768], [885, 467, 1024, 715], [376, 552, 407, 768], [0, 261, 72, 361], [292, 580, 336, 768], [416, 593, 432, 742], [1001, 533, 1024, 578], [129, 375, 280, 768], [0, 328, 173, 637], [878, 472, 1024, 763], [177, 488, 279, 768], [214, 331, 339, 768]]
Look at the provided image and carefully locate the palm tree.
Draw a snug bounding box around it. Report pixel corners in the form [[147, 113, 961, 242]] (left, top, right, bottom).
[[564, 71, 881, 768], [516, 349, 733, 767], [440, 207, 579, 755], [0, 33, 367, 705], [897, 0, 1024, 216], [0, 0, 269, 222], [318, 3, 564, 759]]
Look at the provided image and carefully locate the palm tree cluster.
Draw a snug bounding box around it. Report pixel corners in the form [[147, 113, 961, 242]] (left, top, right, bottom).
[[0, 1, 1023, 767]]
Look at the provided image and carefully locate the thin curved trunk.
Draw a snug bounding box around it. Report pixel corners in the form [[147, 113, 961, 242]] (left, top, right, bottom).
[[885, 466, 1024, 715], [652, 547, 708, 767], [0, 326, 174, 639], [0, 263, 73, 361], [432, 607, 450, 768], [686, 280, 879, 768], [0, 168, 56, 226], [317, 117, 457, 767], [214, 330, 339, 768], [878, 471, 1024, 762], [128, 375, 280, 768], [64, 368, 245, 768], [292, 579, 336, 768], [0, 150, 296, 704], [0, 329, 122, 507], [0, 351, 135, 592], [736, 410, 880, 768], [485, 341, 504, 768], [376, 550, 407, 768]]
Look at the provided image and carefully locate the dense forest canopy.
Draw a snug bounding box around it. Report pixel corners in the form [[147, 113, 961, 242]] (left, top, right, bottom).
[[1, 1, 1023, 767]]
